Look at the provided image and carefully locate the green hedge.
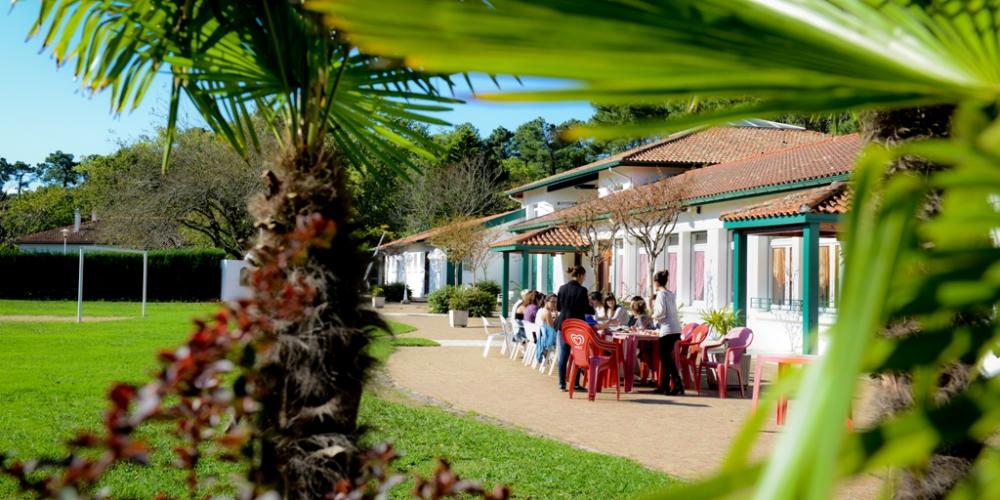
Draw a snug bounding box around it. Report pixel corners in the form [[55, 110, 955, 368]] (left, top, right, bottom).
[[0, 248, 226, 301], [382, 282, 412, 302]]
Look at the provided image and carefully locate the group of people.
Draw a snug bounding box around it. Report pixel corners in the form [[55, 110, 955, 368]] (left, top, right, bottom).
[[510, 265, 685, 396]]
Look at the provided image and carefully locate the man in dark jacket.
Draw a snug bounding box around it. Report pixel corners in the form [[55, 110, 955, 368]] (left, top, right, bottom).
[[556, 265, 593, 391]]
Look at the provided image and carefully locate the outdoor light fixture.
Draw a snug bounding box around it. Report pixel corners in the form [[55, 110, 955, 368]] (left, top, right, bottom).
[[60, 228, 69, 255]]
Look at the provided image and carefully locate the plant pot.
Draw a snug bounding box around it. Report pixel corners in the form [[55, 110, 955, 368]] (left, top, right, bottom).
[[448, 309, 469, 328], [371, 296, 386, 308]]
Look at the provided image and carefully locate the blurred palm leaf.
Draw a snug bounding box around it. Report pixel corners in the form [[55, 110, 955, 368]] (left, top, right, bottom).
[[23, 0, 460, 174], [314, 0, 1000, 134], [314, 1, 1000, 498]]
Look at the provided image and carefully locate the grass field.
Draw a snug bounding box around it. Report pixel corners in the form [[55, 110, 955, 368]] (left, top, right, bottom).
[[0, 300, 673, 498]]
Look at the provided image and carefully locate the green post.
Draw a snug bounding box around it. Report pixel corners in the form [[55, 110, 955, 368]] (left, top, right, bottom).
[[732, 230, 748, 326], [502, 252, 510, 317], [802, 222, 820, 354], [521, 249, 530, 295]]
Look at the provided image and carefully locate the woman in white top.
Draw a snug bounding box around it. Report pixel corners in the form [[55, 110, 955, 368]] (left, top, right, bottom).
[[652, 270, 684, 395]]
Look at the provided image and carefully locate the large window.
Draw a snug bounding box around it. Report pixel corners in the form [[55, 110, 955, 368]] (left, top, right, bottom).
[[666, 234, 679, 292], [818, 242, 840, 309], [770, 245, 793, 306], [691, 231, 707, 302], [638, 250, 648, 293]]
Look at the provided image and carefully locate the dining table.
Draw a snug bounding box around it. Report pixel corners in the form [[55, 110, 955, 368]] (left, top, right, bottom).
[[606, 328, 661, 393]]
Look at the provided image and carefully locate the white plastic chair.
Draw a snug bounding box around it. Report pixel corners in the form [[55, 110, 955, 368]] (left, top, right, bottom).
[[523, 321, 541, 367], [504, 316, 527, 361], [481, 316, 508, 358]]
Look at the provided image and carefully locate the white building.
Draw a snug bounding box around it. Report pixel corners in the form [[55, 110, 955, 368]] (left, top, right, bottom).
[[380, 209, 527, 299], [492, 122, 860, 354]]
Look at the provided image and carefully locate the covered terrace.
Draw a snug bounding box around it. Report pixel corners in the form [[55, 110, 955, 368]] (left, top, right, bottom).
[[490, 226, 588, 315], [723, 182, 849, 354]]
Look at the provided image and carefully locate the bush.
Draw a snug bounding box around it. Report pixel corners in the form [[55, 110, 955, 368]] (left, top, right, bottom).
[[427, 285, 458, 313], [381, 282, 411, 302], [473, 280, 501, 299], [0, 248, 225, 301], [447, 291, 471, 312], [370, 286, 384, 297], [463, 288, 496, 317]]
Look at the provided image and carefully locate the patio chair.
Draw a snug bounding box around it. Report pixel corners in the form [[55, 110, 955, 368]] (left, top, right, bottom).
[[481, 316, 509, 358], [562, 319, 621, 401], [677, 323, 711, 390], [695, 327, 754, 398], [523, 320, 542, 367], [504, 316, 527, 361]]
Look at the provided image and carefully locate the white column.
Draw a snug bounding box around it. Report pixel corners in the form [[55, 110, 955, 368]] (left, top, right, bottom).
[[553, 254, 568, 291], [707, 228, 729, 309], [677, 231, 691, 306]]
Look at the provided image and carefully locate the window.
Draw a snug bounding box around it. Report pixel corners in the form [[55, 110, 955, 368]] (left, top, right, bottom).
[[666, 234, 679, 292], [691, 231, 707, 302], [638, 251, 648, 293], [819, 242, 840, 309], [771, 246, 792, 306], [615, 239, 625, 295]]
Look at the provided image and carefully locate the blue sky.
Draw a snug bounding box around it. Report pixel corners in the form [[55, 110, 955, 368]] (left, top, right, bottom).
[[0, 6, 592, 166]]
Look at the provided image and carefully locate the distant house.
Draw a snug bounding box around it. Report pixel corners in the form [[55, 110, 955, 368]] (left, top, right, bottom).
[[15, 209, 102, 254]]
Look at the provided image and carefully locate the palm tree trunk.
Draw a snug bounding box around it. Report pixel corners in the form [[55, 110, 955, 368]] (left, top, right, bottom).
[[250, 144, 381, 498], [862, 105, 983, 499]]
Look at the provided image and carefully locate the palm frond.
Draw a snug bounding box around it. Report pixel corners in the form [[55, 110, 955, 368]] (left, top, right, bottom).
[[22, 0, 458, 173], [314, 0, 1000, 134]]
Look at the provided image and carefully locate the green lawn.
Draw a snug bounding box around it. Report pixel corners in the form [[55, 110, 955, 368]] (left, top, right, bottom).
[[0, 300, 673, 498]]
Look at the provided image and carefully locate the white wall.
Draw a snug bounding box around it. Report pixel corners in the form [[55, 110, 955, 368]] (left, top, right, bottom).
[[597, 166, 685, 197], [16, 243, 95, 254]]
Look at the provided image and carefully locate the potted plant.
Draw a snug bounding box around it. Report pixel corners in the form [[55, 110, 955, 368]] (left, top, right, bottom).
[[699, 306, 739, 340], [370, 286, 386, 309], [447, 289, 471, 328]]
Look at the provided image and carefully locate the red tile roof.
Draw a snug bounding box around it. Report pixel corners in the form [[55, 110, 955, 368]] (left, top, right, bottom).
[[15, 220, 101, 245], [506, 125, 828, 195], [491, 226, 588, 250], [513, 134, 861, 231], [720, 182, 850, 221], [382, 210, 519, 249]]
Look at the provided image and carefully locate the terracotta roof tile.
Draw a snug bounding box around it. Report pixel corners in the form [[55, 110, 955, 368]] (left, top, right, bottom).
[[383, 210, 519, 249], [513, 134, 861, 231], [15, 220, 101, 245], [506, 125, 828, 195], [720, 182, 850, 221], [491, 226, 588, 249]]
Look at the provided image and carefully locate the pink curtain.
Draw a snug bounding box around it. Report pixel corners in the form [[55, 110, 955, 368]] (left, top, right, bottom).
[[693, 250, 705, 300], [638, 254, 648, 293], [667, 253, 677, 292]]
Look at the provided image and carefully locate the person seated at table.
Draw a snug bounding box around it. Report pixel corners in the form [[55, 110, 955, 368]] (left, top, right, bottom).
[[535, 294, 559, 364], [589, 291, 606, 320], [524, 290, 541, 325], [512, 290, 532, 342], [604, 294, 629, 326], [627, 296, 654, 329]]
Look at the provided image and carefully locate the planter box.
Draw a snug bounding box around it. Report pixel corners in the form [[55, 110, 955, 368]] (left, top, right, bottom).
[[449, 309, 469, 328], [371, 296, 386, 308]]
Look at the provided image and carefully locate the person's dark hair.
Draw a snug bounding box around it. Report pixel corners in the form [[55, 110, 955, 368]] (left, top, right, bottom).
[[589, 291, 603, 303], [535, 292, 546, 306], [654, 269, 670, 288], [566, 265, 586, 278], [629, 297, 648, 316], [546, 293, 558, 303], [522, 290, 537, 308], [604, 294, 618, 309]]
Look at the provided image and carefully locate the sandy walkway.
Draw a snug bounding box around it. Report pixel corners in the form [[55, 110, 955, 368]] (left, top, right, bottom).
[[383, 311, 884, 498]]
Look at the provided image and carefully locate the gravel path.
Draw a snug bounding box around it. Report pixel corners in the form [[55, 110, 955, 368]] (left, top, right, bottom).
[[385, 311, 885, 498]]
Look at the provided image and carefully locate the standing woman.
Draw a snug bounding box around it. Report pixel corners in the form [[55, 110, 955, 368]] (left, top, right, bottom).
[[555, 265, 593, 391], [652, 270, 684, 395]]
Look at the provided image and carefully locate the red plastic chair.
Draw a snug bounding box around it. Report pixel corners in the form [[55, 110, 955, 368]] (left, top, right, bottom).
[[562, 319, 621, 401], [677, 323, 711, 390], [696, 327, 754, 398]]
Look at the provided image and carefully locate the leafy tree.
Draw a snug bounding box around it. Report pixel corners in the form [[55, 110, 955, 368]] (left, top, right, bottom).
[[0, 185, 78, 244], [26, 1, 458, 496], [80, 128, 268, 257], [0, 160, 36, 195], [511, 117, 589, 177], [319, 1, 1000, 498], [36, 150, 81, 188], [485, 126, 515, 161]]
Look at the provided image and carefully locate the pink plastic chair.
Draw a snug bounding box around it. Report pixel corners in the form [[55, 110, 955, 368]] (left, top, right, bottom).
[[696, 327, 754, 398], [562, 319, 621, 401]]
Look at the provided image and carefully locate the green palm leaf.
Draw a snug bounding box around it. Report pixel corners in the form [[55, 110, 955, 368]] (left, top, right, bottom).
[[21, 0, 459, 173]]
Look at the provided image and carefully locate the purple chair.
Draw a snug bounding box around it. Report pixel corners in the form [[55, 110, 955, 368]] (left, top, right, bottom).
[[696, 327, 754, 398]]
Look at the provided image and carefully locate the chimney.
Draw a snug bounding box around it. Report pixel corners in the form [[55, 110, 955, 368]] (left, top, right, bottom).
[[73, 208, 81, 233], [91, 209, 97, 222]]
